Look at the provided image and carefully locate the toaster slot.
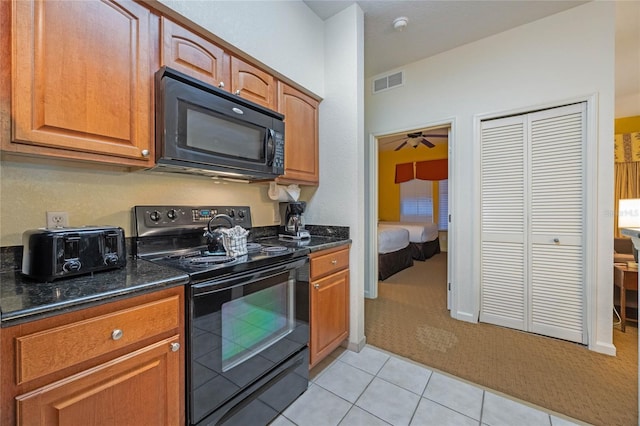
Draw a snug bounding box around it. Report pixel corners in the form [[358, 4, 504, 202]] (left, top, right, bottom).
[[104, 232, 119, 254], [64, 236, 80, 260]]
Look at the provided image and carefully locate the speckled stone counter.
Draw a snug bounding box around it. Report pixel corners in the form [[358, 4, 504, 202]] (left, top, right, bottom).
[[0, 257, 189, 327], [0, 224, 348, 327]]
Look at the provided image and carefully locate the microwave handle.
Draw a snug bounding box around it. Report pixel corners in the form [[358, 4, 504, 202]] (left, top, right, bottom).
[[266, 129, 276, 166]]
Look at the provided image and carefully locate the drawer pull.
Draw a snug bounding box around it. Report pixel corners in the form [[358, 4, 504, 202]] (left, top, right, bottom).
[[170, 342, 181, 352], [111, 329, 123, 341], [331, 259, 337, 265], [313, 284, 320, 289]]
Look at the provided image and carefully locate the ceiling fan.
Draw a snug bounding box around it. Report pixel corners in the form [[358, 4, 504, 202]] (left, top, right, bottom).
[[386, 131, 447, 151]]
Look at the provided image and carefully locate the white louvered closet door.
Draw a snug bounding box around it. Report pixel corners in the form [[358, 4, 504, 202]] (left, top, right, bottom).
[[479, 116, 527, 331], [528, 103, 586, 343], [479, 103, 586, 344]]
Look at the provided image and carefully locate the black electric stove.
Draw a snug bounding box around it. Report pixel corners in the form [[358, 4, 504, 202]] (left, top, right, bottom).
[[133, 205, 310, 282], [133, 205, 310, 426]]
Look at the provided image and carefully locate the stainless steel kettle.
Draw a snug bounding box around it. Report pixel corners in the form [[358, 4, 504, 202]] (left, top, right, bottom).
[[203, 214, 234, 254]]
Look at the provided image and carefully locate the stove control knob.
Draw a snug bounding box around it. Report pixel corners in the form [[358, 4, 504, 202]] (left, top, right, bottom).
[[237, 210, 245, 218], [167, 209, 178, 221], [228, 209, 235, 217], [149, 210, 161, 222]]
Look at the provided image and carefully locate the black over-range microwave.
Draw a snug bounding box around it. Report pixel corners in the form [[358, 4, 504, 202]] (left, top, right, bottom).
[[153, 67, 285, 181]]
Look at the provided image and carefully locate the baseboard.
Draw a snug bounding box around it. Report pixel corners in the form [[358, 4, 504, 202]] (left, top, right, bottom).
[[345, 336, 366, 353], [590, 341, 617, 356], [453, 311, 477, 323]]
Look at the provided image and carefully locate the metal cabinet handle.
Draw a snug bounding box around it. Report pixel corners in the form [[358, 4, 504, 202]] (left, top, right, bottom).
[[331, 259, 337, 265], [218, 82, 225, 88], [313, 283, 320, 289], [170, 342, 181, 352], [141, 149, 150, 157], [234, 89, 241, 95], [111, 329, 123, 340]]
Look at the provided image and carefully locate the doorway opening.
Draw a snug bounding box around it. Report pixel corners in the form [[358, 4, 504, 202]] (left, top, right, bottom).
[[366, 121, 454, 311]]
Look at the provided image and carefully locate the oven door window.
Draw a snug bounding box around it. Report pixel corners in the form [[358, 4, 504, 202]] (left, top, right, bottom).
[[221, 278, 294, 371], [181, 102, 266, 162]]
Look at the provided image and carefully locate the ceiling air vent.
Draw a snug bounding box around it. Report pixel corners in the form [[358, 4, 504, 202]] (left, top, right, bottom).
[[372, 71, 404, 94]]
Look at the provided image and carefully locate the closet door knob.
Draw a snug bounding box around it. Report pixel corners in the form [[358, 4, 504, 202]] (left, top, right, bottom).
[[553, 238, 560, 243]]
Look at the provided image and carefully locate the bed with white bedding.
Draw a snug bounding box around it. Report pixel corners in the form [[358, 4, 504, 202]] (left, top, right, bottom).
[[377, 226, 413, 281], [378, 221, 441, 261]]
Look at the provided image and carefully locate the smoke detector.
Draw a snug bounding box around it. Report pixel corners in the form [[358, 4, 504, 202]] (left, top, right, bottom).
[[393, 17, 408, 32]]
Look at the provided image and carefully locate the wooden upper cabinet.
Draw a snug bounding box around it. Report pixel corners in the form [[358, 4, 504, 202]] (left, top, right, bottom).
[[277, 82, 319, 185], [9, 0, 156, 166], [161, 17, 230, 89], [231, 56, 276, 110]]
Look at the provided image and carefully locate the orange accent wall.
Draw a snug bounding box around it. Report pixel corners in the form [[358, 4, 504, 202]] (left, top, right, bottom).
[[378, 143, 448, 222]]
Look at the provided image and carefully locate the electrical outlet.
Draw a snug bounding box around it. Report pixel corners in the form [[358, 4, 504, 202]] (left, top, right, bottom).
[[46, 211, 69, 228]]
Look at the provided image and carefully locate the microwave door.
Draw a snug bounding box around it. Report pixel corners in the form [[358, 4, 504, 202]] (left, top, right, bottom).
[[156, 68, 284, 180]]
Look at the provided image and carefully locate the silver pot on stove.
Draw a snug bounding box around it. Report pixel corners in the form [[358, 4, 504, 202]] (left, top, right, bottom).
[[203, 214, 234, 254]]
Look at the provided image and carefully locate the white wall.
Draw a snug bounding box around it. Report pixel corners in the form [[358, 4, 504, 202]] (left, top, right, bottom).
[[365, 2, 616, 354], [158, 0, 325, 96], [160, 0, 367, 349], [303, 4, 366, 351]]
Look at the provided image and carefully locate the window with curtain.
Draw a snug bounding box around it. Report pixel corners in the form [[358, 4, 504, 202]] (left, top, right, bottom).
[[438, 179, 449, 230], [400, 179, 433, 222]]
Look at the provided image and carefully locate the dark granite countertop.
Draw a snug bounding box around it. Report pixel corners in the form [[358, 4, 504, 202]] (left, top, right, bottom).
[[0, 258, 189, 327], [0, 225, 349, 327]]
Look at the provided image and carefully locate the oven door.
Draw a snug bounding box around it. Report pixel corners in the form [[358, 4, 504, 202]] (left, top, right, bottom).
[[188, 258, 309, 425]]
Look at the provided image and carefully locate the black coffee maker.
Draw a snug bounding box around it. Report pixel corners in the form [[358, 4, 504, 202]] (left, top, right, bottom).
[[279, 201, 310, 240]]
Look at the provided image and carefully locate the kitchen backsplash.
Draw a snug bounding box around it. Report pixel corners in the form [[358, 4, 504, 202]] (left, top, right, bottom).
[[0, 160, 284, 247]]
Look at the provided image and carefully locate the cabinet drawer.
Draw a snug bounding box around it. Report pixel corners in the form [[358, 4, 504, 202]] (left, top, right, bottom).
[[310, 246, 349, 279], [15, 295, 180, 384]]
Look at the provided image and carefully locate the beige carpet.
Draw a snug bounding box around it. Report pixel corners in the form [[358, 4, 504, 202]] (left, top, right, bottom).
[[365, 253, 638, 426]]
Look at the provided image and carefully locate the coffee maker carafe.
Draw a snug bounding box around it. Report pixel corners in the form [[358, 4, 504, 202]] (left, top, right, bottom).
[[280, 201, 310, 240]]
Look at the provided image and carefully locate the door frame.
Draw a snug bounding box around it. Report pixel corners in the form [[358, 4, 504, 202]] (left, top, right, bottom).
[[366, 118, 456, 310]]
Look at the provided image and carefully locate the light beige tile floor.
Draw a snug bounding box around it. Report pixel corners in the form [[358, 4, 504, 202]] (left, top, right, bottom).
[[271, 345, 586, 426]]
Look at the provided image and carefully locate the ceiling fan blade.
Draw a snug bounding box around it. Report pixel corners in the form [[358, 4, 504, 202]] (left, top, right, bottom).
[[421, 138, 435, 148], [420, 134, 447, 138], [394, 141, 408, 151], [384, 137, 408, 144]]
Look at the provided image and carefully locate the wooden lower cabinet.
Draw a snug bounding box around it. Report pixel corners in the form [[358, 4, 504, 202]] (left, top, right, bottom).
[[308, 245, 350, 368], [1, 287, 185, 426], [16, 336, 181, 426]]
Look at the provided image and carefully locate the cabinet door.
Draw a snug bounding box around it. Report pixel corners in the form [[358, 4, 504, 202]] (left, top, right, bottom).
[[16, 336, 182, 426], [310, 270, 349, 368], [277, 83, 319, 185], [161, 17, 229, 89], [11, 0, 155, 165], [230, 56, 276, 110]]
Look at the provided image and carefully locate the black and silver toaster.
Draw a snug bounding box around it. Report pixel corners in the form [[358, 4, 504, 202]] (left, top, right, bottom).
[[21, 226, 126, 281]]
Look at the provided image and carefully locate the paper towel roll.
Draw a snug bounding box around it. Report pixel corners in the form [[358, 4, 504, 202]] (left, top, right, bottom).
[[268, 183, 300, 201]]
